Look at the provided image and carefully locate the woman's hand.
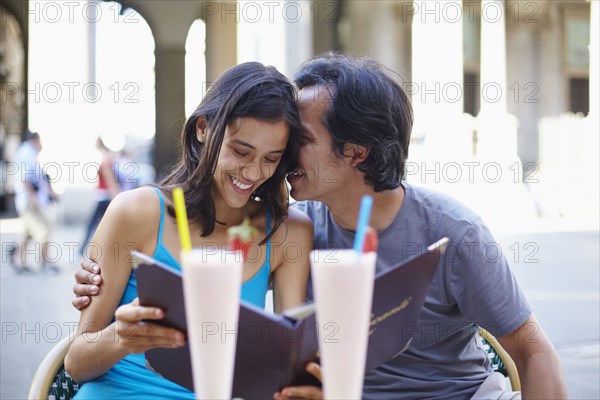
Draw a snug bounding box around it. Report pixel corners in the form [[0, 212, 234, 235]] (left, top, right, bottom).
[[114, 298, 185, 354]]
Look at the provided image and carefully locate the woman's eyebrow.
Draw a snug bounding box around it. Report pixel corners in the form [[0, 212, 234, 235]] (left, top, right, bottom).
[[231, 139, 285, 153], [230, 139, 256, 150]]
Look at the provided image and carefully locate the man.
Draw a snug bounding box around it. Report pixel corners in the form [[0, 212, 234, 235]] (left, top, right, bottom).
[[73, 54, 566, 399], [8, 130, 59, 273]]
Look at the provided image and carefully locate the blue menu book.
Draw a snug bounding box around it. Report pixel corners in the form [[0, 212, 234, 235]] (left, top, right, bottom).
[[133, 237, 447, 399]]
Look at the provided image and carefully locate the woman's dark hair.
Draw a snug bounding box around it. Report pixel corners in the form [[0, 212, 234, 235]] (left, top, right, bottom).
[[160, 62, 301, 243], [294, 53, 413, 192]]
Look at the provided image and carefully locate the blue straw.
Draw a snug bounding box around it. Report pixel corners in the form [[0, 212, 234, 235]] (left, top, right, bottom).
[[353, 195, 373, 254]]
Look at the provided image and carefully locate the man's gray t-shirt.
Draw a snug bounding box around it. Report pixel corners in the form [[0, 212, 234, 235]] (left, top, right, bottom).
[[292, 182, 532, 400]]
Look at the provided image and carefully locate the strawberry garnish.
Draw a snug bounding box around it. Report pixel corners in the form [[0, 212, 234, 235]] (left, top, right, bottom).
[[227, 216, 259, 260], [362, 226, 378, 253]]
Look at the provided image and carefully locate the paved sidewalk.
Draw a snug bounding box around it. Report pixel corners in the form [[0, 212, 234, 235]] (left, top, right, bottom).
[[494, 230, 599, 400], [1, 219, 82, 400]]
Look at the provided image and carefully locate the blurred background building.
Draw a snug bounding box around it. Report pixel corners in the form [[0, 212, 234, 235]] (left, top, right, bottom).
[[1, 0, 598, 229]]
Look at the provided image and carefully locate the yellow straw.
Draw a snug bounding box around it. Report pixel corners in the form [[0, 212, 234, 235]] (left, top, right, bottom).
[[172, 187, 192, 253]]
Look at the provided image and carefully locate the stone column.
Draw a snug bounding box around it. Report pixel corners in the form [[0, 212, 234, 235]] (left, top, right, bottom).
[[474, 0, 538, 226], [311, 0, 338, 55], [205, 2, 237, 83], [339, 1, 410, 79], [154, 46, 186, 178], [476, 0, 519, 160], [590, 0, 599, 122], [480, 0, 506, 114], [506, 21, 541, 166], [284, 0, 312, 77], [87, 0, 98, 101], [411, 0, 469, 160], [1, 0, 29, 136], [586, 0, 599, 209]]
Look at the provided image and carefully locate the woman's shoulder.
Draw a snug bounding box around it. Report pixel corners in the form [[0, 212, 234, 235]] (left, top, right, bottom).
[[105, 186, 162, 224], [271, 207, 314, 245], [285, 207, 313, 228], [110, 185, 161, 205], [90, 187, 163, 253]]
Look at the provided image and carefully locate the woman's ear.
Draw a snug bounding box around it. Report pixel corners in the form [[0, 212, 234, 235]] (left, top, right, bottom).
[[343, 143, 370, 168], [195, 116, 207, 143]]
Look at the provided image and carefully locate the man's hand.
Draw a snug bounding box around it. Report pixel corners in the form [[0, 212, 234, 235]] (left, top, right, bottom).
[[114, 298, 185, 354], [72, 259, 103, 310], [274, 362, 323, 400]]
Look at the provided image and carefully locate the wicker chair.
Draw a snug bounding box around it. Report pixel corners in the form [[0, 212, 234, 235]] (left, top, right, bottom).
[[28, 334, 79, 400], [479, 328, 521, 391]]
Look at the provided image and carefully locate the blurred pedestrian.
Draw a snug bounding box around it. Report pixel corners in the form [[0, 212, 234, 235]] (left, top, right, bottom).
[[7, 130, 59, 274], [113, 148, 140, 192], [80, 137, 121, 254]]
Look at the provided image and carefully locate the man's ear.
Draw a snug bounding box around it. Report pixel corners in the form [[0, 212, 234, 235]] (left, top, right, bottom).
[[195, 116, 207, 143], [343, 143, 370, 167]]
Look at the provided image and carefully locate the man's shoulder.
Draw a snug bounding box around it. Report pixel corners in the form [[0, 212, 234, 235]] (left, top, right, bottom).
[[393, 182, 494, 249], [404, 182, 482, 227], [290, 200, 328, 220]]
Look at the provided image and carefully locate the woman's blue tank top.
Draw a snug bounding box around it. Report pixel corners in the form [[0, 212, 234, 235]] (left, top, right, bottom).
[[120, 186, 271, 308]]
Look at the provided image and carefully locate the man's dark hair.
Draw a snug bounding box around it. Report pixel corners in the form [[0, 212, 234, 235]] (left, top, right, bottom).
[[294, 53, 413, 192], [23, 130, 40, 142]]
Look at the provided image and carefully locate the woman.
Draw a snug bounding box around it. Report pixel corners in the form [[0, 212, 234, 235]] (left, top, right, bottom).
[[65, 62, 313, 399], [80, 137, 120, 254]]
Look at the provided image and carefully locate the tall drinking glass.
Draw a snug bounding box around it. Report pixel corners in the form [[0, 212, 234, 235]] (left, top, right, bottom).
[[181, 248, 243, 399], [310, 249, 376, 399]]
